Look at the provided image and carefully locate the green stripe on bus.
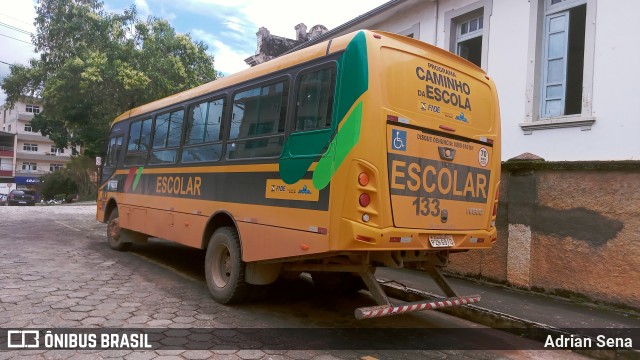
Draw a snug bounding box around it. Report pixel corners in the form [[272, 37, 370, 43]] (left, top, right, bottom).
[[278, 31, 369, 189], [313, 101, 363, 190], [132, 167, 144, 191]]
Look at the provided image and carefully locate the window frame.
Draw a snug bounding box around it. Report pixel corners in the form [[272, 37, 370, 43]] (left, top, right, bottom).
[[105, 135, 124, 167], [124, 117, 153, 167], [23, 143, 38, 152], [24, 123, 33, 132], [444, 0, 492, 70], [520, 0, 597, 133], [181, 95, 227, 164], [25, 104, 40, 114], [226, 76, 290, 161], [22, 162, 37, 171], [291, 64, 337, 133], [149, 107, 185, 165]]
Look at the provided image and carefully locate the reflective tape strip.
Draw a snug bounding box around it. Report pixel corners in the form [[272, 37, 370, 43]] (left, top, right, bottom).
[[355, 295, 481, 320]]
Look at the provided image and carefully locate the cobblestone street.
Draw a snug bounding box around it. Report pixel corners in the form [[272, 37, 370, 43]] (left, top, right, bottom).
[[0, 205, 587, 359]]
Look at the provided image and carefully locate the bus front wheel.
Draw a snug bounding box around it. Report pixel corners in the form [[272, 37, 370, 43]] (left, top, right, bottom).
[[205, 227, 249, 304], [107, 209, 132, 251]]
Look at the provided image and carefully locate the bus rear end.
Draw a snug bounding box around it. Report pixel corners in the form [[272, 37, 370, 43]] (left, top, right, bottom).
[[324, 31, 500, 318], [382, 35, 500, 247], [334, 31, 500, 255]]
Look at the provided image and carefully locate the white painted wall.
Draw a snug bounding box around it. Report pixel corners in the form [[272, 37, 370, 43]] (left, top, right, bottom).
[[345, 0, 639, 161]]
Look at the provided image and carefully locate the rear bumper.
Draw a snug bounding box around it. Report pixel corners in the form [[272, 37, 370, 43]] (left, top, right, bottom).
[[333, 218, 496, 251]]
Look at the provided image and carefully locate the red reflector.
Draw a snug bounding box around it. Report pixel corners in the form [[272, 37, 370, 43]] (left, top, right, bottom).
[[356, 235, 374, 242], [318, 227, 328, 235], [359, 193, 371, 207], [493, 204, 498, 216], [439, 125, 456, 132], [491, 237, 497, 243], [389, 237, 401, 243], [373, 34, 382, 39], [387, 115, 398, 122], [358, 172, 369, 186], [487, 138, 494, 144]]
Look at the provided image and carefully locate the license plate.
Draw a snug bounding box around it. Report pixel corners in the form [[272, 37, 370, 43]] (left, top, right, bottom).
[[19, 201, 26, 204], [429, 235, 454, 247]]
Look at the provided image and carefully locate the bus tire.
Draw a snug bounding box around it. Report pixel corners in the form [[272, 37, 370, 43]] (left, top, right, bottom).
[[107, 209, 132, 251], [205, 227, 249, 304]]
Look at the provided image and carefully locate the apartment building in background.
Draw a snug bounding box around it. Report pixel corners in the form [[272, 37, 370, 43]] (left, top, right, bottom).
[[0, 99, 80, 197]]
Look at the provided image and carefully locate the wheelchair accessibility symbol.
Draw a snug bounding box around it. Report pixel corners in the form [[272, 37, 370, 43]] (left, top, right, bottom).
[[391, 129, 407, 151]]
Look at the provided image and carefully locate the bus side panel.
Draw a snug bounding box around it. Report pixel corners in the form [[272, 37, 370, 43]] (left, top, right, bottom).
[[238, 222, 330, 262]]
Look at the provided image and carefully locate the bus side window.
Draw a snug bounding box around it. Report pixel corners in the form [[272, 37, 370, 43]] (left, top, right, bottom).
[[124, 118, 152, 166], [105, 136, 123, 166], [149, 109, 184, 165], [294, 67, 336, 131], [181, 98, 225, 163], [227, 80, 289, 160]]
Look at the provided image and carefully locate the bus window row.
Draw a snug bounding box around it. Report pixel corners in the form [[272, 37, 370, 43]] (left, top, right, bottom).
[[105, 64, 337, 167]]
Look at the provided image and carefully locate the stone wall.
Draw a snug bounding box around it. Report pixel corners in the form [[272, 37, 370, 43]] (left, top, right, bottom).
[[447, 160, 640, 308]]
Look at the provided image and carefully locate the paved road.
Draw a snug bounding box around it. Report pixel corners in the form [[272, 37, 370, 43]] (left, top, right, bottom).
[[0, 205, 588, 359]]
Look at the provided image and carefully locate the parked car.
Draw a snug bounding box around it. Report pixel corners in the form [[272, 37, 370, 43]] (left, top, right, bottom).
[[7, 189, 37, 206], [0, 194, 7, 206]]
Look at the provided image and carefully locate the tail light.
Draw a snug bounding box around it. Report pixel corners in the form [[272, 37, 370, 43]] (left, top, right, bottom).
[[359, 193, 371, 207], [358, 172, 369, 186]]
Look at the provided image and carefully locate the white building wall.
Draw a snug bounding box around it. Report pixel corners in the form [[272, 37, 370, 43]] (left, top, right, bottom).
[[487, 0, 531, 160], [337, 0, 637, 161], [507, 0, 640, 161]]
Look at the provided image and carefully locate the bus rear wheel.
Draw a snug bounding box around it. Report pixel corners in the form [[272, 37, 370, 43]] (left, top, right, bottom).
[[205, 227, 249, 304], [106, 209, 132, 251]]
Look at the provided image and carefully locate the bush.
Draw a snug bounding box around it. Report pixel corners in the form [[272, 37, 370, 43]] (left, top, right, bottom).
[[54, 194, 66, 201]]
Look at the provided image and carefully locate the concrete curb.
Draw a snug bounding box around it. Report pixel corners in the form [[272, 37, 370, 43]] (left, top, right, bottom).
[[377, 278, 639, 360]]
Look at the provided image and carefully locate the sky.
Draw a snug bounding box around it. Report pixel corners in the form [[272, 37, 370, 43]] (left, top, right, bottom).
[[0, 0, 389, 103]]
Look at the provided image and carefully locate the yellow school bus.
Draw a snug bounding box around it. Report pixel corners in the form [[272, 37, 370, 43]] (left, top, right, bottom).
[[97, 30, 500, 318]]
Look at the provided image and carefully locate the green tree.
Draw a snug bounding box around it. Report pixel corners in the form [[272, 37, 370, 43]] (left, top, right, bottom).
[[40, 170, 78, 201], [65, 154, 97, 199], [1, 0, 219, 156]]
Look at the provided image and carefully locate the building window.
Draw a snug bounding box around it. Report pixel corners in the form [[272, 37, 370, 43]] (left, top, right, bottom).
[[456, 14, 483, 67], [22, 162, 37, 171], [50, 146, 64, 155], [25, 105, 41, 114], [445, 1, 492, 69], [540, 0, 586, 117], [521, 0, 596, 132], [23, 143, 38, 152], [24, 123, 33, 132], [398, 23, 420, 39], [50, 163, 64, 172]]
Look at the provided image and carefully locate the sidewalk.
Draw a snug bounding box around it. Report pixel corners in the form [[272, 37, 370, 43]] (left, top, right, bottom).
[[376, 268, 640, 358], [377, 267, 640, 330]]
